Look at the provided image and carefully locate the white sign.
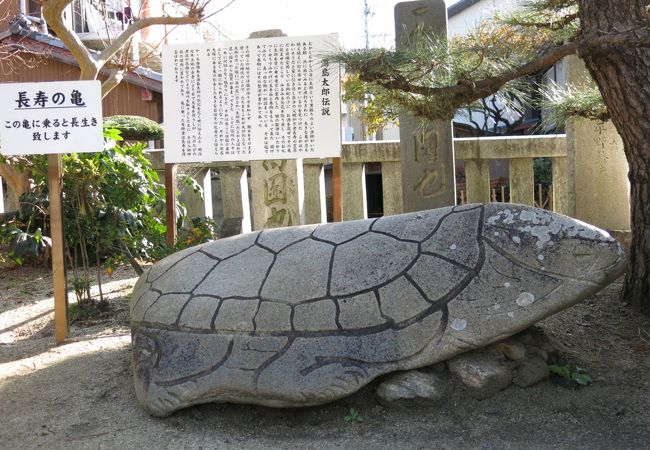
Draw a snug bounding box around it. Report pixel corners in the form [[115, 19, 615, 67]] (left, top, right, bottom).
[[162, 34, 342, 163], [0, 80, 103, 156]]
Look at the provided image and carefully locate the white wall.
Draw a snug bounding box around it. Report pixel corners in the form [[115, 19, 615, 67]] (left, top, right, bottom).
[[448, 0, 520, 37]]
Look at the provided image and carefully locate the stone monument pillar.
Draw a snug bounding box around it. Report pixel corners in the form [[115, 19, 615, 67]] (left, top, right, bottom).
[[248, 29, 306, 230], [395, 1, 456, 212], [564, 56, 630, 230]]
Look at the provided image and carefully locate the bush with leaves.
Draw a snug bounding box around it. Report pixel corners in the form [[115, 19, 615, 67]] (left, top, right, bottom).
[[0, 129, 218, 309], [103, 115, 164, 141]]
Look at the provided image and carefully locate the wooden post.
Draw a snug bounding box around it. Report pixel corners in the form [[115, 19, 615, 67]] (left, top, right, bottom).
[[0, 175, 4, 214], [332, 157, 342, 222], [47, 154, 68, 345], [165, 163, 177, 246]]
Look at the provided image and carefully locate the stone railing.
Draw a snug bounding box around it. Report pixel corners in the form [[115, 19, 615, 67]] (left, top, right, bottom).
[[454, 135, 568, 214], [0, 132, 627, 235], [146, 134, 568, 233], [320, 135, 568, 222]]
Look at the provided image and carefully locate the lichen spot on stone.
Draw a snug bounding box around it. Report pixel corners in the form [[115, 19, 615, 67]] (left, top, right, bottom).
[[516, 292, 535, 307], [537, 254, 545, 261], [512, 236, 521, 244], [504, 282, 511, 288], [486, 209, 517, 226], [451, 318, 467, 331], [450, 244, 457, 250]]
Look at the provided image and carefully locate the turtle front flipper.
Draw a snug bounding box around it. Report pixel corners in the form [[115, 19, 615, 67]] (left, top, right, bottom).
[[132, 329, 294, 415], [254, 309, 447, 405]]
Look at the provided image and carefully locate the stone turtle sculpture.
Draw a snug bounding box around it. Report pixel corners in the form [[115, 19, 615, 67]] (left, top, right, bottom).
[[130, 203, 625, 416]]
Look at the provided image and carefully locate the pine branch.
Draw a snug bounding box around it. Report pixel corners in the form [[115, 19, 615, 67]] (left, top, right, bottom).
[[339, 26, 650, 120]]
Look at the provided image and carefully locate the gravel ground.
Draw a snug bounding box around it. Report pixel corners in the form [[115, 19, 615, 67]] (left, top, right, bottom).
[[1, 265, 649, 449]]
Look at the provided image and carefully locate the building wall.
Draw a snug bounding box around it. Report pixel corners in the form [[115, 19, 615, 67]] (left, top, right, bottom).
[[0, 54, 162, 121], [448, 0, 519, 37], [0, 0, 21, 34]]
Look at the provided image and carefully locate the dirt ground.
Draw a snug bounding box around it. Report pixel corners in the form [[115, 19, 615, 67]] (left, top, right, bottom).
[[1, 263, 650, 450]]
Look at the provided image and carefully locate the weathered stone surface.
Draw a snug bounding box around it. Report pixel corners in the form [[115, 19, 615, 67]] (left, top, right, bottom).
[[130, 203, 625, 416], [513, 356, 550, 388], [496, 340, 527, 361], [376, 371, 446, 405], [446, 351, 512, 399]]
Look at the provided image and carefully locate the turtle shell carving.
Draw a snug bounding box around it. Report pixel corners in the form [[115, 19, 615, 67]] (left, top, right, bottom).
[[130, 203, 625, 416]]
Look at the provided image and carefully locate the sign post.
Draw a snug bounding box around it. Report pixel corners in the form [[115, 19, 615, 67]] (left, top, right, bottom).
[[47, 153, 68, 343], [0, 80, 103, 345]]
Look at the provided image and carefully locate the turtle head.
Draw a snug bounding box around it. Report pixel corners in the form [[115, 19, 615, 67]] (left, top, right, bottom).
[[483, 204, 626, 285], [435, 204, 626, 357]]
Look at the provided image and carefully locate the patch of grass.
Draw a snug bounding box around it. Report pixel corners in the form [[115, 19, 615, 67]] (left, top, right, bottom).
[[549, 363, 592, 387], [68, 299, 111, 323], [344, 408, 363, 424]]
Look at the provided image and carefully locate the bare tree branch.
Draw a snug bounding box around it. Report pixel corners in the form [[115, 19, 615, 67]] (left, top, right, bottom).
[[101, 68, 125, 97], [42, 0, 100, 79], [40, 0, 206, 91], [98, 11, 204, 65]]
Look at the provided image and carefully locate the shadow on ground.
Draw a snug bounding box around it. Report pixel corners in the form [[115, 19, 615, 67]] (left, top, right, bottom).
[[1, 332, 649, 450]]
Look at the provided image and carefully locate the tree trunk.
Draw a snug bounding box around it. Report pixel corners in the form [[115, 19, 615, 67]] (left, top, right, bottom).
[[0, 164, 31, 208], [578, 0, 650, 314]]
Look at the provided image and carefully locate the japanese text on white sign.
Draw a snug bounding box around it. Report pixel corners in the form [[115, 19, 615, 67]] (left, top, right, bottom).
[[162, 34, 341, 163], [0, 80, 103, 155]]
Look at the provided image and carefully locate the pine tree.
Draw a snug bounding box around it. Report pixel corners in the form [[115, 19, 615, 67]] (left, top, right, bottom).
[[336, 0, 650, 314]]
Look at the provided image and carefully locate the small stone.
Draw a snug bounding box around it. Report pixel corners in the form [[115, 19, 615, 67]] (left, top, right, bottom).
[[376, 371, 446, 405], [525, 345, 549, 362], [426, 362, 448, 375], [495, 340, 526, 361], [447, 351, 512, 399], [540, 334, 567, 354], [513, 356, 549, 387]]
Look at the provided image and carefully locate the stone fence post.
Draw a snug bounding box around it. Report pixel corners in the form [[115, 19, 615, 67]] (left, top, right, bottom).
[[564, 56, 630, 230], [180, 167, 213, 220]]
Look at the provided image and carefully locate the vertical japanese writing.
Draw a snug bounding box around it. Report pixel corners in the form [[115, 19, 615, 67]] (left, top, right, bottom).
[[256, 40, 315, 156], [209, 45, 252, 158], [321, 59, 331, 116], [162, 35, 341, 164], [173, 48, 202, 158]]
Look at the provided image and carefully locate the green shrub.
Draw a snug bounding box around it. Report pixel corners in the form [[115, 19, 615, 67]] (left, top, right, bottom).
[[103, 115, 163, 141]]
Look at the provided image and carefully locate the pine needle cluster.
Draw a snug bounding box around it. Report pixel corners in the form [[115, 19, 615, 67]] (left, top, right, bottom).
[[332, 0, 607, 129]]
